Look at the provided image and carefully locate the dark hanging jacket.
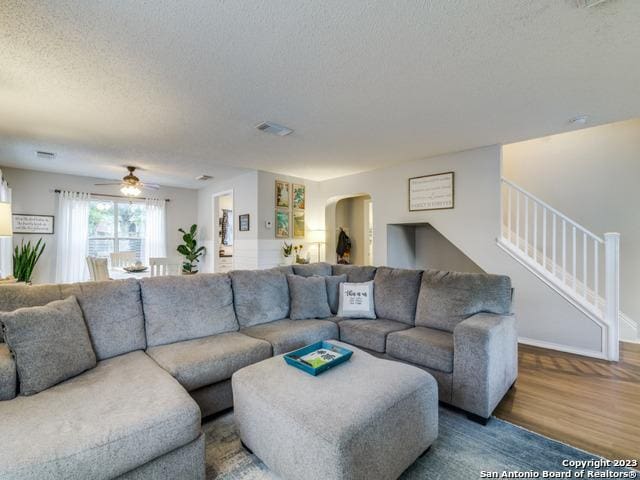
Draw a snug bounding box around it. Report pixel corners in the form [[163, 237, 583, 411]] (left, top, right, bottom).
[[336, 229, 352, 256]]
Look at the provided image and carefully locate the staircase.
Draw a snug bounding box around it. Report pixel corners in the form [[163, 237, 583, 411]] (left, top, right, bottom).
[[497, 178, 622, 361]]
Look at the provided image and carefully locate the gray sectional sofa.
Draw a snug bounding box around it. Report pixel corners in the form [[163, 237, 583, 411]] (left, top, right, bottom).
[[0, 263, 517, 479]]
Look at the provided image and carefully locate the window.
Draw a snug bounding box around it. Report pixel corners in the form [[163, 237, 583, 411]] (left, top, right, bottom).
[[88, 200, 145, 261]]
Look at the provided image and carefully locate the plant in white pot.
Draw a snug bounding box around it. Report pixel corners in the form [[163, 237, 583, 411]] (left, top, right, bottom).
[[13, 238, 45, 283], [177, 224, 206, 274]]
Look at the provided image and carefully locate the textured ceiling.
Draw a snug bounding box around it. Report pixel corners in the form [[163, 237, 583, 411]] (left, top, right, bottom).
[[0, 0, 639, 187]]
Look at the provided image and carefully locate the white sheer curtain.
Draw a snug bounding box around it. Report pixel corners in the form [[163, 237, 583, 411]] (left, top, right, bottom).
[[55, 191, 91, 283], [0, 170, 12, 278], [144, 198, 166, 265]]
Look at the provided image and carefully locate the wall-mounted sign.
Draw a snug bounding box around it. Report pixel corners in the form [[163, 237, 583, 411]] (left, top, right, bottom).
[[12, 214, 55, 234], [239, 214, 250, 232], [408, 172, 454, 211]]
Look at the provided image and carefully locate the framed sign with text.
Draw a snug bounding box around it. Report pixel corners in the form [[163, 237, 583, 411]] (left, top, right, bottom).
[[12, 214, 55, 234], [408, 172, 454, 211]]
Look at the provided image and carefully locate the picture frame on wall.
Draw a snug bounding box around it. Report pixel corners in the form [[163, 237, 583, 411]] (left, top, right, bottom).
[[12, 214, 55, 234], [238, 214, 250, 232], [292, 184, 305, 209], [275, 209, 290, 238], [275, 180, 290, 208], [293, 209, 305, 238], [408, 171, 454, 211]]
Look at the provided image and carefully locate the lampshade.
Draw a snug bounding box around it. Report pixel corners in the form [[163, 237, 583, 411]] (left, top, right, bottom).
[[0, 202, 12, 237], [308, 229, 326, 244]]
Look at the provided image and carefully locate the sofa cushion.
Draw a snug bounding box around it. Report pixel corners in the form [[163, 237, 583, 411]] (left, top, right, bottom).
[[241, 319, 339, 355], [60, 279, 146, 360], [0, 351, 200, 480], [373, 267, 423, 325], [415, 270, 512, 332], [230, 270, 290, 327], [0, 343, 16, 401], [146, 332, 272, 391], [325, 274, 347, 314], [292, 262, 332, 277], [0, 283, 64, 315], [337, 281, 376, 319], [332, 264, 377, 283], [287, 275, 331, 320], [1, 296, 97, 396], [141, 274, 238, 347], [386, 327, 454, 373], [338, 319, 410, 353]]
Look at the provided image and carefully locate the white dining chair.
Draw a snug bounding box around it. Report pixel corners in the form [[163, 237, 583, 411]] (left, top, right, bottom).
[[110, 251, 136, 268], [86, 256, 110, 281], [149, 257, 182, 277]]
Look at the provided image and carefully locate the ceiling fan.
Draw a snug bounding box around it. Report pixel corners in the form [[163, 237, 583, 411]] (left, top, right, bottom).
[[95, 166, 160, 197]]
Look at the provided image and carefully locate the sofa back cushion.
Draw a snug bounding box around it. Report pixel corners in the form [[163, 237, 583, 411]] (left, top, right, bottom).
[[60, 279, 146, 360], [331, 265, 377, 283], [230, 269, 290, 328], [325, 274, 347, 314], [287, 275, 331, 320], [292, 262, 332, 277], [373, 267, 423, 325], [141, 274, 238, 347], [1, 296, 97, 396], [0, 284, 64, 317], [415, 270, 512, 332]]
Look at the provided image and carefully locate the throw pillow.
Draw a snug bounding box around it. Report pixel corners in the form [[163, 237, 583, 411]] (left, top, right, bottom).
[[324, 274, 347, 315], [0, 296, 97, 396], [337, 281, 376, 319], [287, 275, 332, 320]]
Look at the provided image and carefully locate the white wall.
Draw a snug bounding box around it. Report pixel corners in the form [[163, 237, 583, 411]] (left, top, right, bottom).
[[315, 145, 604, 356], [1, 166, 198, 284], [503, 118, 640, 328]]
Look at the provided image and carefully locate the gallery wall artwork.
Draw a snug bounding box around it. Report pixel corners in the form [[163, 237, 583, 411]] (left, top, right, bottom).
[[275, 180, 290, 208], [293, 184, 305, 209], [274, 180, 306, 239], [275, 208, 290, 238], [293, 210, 305, 238], [408, 171, 454, 211]]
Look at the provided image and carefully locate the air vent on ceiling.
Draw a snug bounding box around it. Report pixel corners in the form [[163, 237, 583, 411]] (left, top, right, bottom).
[[36, 150, 56, 159], [195, 175, 213, 181], [576, 0, 611, 7], [255, 121, 293, 136]]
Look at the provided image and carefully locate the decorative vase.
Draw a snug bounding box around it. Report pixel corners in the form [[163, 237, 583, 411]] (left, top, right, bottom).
[[282, 256, 294, 266]]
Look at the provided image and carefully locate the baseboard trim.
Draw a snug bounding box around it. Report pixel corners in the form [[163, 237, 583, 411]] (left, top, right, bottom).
[[518, 337, 608, 360]]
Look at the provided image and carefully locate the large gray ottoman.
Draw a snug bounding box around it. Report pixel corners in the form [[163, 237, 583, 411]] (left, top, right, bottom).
[[232, 341, 438, 480]]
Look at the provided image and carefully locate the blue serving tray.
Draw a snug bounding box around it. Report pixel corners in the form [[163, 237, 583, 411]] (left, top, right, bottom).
[[284, 341, 353, 376]]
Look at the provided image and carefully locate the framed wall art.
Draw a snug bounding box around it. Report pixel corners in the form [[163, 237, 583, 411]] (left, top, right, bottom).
[[238, 214, 250, 232], [408, 171, 454, 211], [292, 184, 305, 209], [293, 209, 305, 238], [12, 214, 55, 234], [275, 180, 290, 208], [275, 209, 290, 238]]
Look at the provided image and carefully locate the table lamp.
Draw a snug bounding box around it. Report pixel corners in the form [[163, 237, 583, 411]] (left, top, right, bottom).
[[0, 202, 12, 237], [308, 230, 326, 262]]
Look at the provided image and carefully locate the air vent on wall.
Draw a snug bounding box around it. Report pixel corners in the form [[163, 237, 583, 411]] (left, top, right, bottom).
[[255, 121, 293, 136], [36, 150, 56, 159], [195, 175, 213, 181]]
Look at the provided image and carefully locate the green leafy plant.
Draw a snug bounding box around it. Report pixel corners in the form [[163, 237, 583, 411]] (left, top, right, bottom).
[[282, 242, 293, 257], [177, 224, 205, 274], [13, 238, 45, 283]]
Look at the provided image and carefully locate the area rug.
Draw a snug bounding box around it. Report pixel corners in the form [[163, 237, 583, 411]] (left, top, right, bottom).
[[203, 406, 634, 479]]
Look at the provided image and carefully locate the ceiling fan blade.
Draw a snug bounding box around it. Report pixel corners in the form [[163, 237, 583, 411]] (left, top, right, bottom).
[[142, 184, 160, 190], [94, 182, 122, 186]]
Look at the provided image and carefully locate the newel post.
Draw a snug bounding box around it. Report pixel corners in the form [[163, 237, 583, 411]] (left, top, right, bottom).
[[604, 232, 620, 362]]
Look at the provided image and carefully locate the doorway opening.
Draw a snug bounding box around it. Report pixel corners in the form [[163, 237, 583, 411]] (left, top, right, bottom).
[[212, 190, 233, 273], [328, 194, 373, 266]]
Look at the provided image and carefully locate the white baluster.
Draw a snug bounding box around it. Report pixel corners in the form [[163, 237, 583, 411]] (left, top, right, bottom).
[[562, 220, 567, 284], [533, 202, 538, 264], [507, 185, 512, 243], [542, 208, 547, 271], [594, 239, 599, 309], [572, 227, 577, 291], [552, 214, 557, 277], [516, 191, 520, 250], [583, 233, 588, 298], [524, 196, 529, 256], [604, 232, 620, 361]]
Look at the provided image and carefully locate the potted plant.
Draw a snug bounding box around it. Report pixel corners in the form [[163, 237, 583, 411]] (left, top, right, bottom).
[[293, 244, 308, 264], [13, 238, 45, 284], [282, 241, 294, 265], [177, 224, 206, 274]]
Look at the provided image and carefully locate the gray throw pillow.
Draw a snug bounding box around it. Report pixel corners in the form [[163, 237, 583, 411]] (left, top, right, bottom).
[[337, 281, 376, 319], [324, 274, 347, 315], [0, 296, 97, 396], [287, 275, 332, 320]]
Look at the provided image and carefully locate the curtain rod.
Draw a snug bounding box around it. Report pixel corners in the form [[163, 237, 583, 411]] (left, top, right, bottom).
[[54, 190, 170, 202]]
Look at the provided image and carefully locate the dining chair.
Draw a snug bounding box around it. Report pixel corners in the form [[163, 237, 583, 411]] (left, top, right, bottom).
[[110, 251, 136, 268], [149, 257, 182, 277], [86, 256, 110, 281]]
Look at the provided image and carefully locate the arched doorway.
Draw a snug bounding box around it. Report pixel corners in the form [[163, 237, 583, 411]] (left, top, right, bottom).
[[325, 193, 373, 265]]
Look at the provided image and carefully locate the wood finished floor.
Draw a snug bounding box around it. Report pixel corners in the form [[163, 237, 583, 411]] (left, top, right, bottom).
[[494, 342, 640, 462]]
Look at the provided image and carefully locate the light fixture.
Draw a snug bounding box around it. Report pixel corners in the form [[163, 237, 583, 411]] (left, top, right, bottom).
[[120, 184, 142, 197], [119, 166, 143, 197], [569, 115, 589, 126], [0, 202, 13, 237]]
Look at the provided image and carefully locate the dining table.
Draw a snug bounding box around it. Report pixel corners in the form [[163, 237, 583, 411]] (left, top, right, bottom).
[[109, 267, 151, 280]]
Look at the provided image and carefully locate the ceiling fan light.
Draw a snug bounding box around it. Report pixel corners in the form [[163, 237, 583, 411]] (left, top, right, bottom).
[[120, 184, 141, 197]]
